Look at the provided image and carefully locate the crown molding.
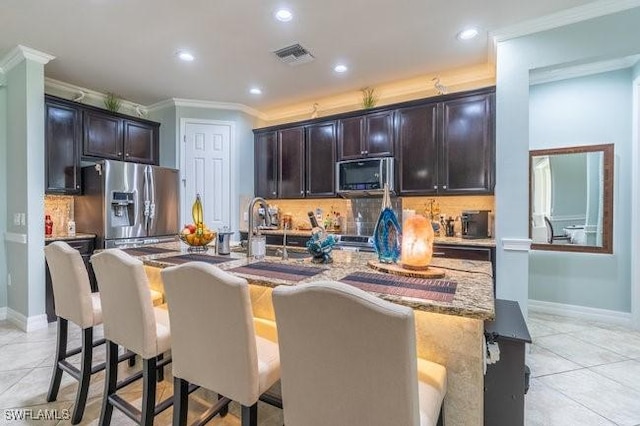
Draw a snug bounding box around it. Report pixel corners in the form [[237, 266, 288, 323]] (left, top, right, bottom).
[[261, 64, 495, 124], [530, 54, 640, 85], [45, 77, 149, 117], [148, 98, 267, 120], [0, 45, 55, 74], [488, 0, 640, 65]]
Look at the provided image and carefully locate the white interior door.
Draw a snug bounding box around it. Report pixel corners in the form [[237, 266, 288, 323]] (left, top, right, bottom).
[[182, 121, 231, 230]]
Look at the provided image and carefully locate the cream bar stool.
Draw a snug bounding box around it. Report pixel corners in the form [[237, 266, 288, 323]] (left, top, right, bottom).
[[162, 262, 281, 426], [272, 281, 447, 426], [91, 249, 172, 426], [45, 241, 137, 424]]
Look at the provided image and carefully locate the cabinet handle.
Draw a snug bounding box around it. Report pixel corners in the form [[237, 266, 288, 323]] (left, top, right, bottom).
[[433, 252, 446, 256], [442, 185, 447, 189], [300, 190, 304, 195], [364, 150, 368, 154], [76, 185, 80, 189], [433, 185, 438, 190], [360, 150, 364, 155], [272, 191, 276, 195], [118, 152, 122, 156], [125, 153, 130, 157]]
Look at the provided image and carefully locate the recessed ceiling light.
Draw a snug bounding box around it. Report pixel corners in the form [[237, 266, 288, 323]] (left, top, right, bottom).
[[334, 64, 348, 73], [177, 51, 195, 61], [457, 28, 479, 40], [275, 9, 293, 22], [250, 87, 262, 95]]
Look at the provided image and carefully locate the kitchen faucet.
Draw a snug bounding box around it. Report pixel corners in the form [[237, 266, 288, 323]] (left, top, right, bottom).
[[247, 197, 271, 257]]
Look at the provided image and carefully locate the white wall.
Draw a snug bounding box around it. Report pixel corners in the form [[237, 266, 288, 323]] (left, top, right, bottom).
[[496, 7, 640, 318], [0, 81, 7, 310], [529, 69, 632, 312]]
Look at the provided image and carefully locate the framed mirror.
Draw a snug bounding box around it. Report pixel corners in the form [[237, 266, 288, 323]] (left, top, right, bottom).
[[529, 144, 613, 253]]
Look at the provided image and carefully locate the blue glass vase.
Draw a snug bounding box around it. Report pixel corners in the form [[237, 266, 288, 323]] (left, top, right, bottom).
[[373, 184, 401, 263]]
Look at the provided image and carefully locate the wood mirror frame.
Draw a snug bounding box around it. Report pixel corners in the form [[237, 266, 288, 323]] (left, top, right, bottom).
[[529, 143, 613, 254]]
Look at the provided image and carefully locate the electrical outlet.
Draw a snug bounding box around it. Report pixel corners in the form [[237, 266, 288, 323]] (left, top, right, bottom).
[[7, 273, 11, 287], [13, 213, 20, 226], [20, 213, 25, 226]]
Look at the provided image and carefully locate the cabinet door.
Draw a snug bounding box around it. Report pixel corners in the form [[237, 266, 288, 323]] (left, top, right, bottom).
[[83, 110, 123, 160], [45, 100, 82, 194], [306, 121, 337, 197], [278, 127, 305, 199], [440, 93, 494, 194], [254, 131, 278, 198], [364, 110, 394, 157], [338, 116, 364, 160], [123, 119, 158, 164], [396, 104, 438, 195]]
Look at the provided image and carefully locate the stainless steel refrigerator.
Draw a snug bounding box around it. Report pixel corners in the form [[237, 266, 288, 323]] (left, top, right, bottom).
[[75, 160, 180, 248]]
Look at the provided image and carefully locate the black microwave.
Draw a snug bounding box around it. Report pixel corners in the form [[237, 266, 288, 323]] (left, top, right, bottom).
[[336, 157, 394, 196]]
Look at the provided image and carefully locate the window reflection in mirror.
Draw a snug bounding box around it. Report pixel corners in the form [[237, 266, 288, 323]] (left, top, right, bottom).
[[529, 144, 613, 254]]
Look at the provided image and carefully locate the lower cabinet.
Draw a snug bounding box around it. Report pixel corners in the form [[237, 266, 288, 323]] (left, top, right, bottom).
[[432, 243, 496, 291], [484, 300, 532, 426], [45, 237, 96, 323]]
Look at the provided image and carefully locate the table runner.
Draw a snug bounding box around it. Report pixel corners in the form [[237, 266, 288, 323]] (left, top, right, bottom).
[[228, 262, 325, 282], [339, 271, 457, 302]]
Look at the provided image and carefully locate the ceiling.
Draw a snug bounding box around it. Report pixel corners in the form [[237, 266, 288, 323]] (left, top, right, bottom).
[[0, 0, 600, 110]]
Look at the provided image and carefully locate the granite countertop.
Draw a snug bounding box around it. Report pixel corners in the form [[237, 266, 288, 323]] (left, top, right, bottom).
[[45, 233, 96, 242], [138, 242, 494, 320], [240, 229, 496, 247]]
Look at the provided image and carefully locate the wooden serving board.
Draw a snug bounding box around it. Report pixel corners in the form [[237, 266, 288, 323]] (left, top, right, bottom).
[[367, 260, 446, 279]]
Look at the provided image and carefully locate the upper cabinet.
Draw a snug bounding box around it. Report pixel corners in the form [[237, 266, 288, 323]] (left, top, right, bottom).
[[278, 127, 305, 199], [45, 97, 82, 194], [306, 121, 337, 198], [254, 87, 495, 198], [396, 89, 495, 195], [45, 95, 160, 194], [439, 92, 494, 194], [338, 111, 394, 160], [254, 131, 278, 199]]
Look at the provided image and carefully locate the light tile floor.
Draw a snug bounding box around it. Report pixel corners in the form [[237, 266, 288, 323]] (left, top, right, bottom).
[[526, 312, 640, 426], [1, 313, 639, 425]]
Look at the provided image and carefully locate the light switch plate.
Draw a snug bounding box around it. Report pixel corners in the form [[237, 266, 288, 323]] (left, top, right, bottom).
[[20, 213, 25, 226], [13, 214, 20, 226]]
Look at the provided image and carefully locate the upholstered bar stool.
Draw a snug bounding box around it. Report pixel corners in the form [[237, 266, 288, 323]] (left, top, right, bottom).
[[44, 241, 141, 424], [162, 262, 281, 426], [272, 281, 448, 426], [91, 249, 172, 426]]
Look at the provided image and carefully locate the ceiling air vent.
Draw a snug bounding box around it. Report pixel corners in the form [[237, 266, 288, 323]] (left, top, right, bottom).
[[273, 43, 315, 66]]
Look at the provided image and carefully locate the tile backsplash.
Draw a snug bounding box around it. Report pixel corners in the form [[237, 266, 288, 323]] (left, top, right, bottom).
[[44, 195, 74, 236]]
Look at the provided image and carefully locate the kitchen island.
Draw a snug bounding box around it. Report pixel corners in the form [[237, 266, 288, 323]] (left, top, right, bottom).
[[135, 243, 494, 426]]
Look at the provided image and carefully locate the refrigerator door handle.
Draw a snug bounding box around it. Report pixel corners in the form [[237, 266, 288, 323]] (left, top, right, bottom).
[[147, 166, 156, 226]]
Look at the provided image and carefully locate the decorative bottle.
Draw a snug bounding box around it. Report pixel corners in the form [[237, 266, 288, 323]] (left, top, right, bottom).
[[373, 184, 401, 263], [45, 215, 53, 237]]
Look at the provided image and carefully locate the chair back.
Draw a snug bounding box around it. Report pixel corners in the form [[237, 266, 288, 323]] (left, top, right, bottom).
[[44, 241, 94, 328], [162, 262, 259, 406], [91, 249, 159, 358], [272, 281, 420, 426]]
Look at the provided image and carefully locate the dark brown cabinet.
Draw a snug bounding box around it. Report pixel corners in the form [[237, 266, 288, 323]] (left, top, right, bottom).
[[45, 237, 96, 322], [306, 121, 337, 197], [45, 98, 82, 194], [396, 103, 439, 195], [338, 111, 394, 160], [278, 127, 305, 199], [396, 90, 495, 195], [255, 131, 278, 198], [83, 110, 123, 160], [83, 111, 159, 164], [123, 119, 158, 164], [439, 92, 494, 194]]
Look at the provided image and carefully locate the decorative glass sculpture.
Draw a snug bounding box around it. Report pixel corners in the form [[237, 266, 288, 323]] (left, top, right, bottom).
[[306, 230, 337, 264], [373, 184, 401, 263]]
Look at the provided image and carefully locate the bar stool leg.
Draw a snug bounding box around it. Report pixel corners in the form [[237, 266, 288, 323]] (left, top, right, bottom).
[[172, 377, 189, 426], [157, 353, 164, 382], [99, 341, 119, 426], [47, 318, 68, 402], [140, 357, 157, 426], [218, 394, 229, 417], [241, 403, 258, 426], [70, 327, 93, 424]]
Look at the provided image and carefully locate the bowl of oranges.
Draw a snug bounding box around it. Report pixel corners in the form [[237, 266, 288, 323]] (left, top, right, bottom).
[[180, 224, 215, 252]]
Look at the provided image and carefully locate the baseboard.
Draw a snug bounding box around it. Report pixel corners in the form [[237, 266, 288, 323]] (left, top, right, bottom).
[[529, 299, 632, 327], [6, 308, 48, 332], [0, 307, 6, 320]]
